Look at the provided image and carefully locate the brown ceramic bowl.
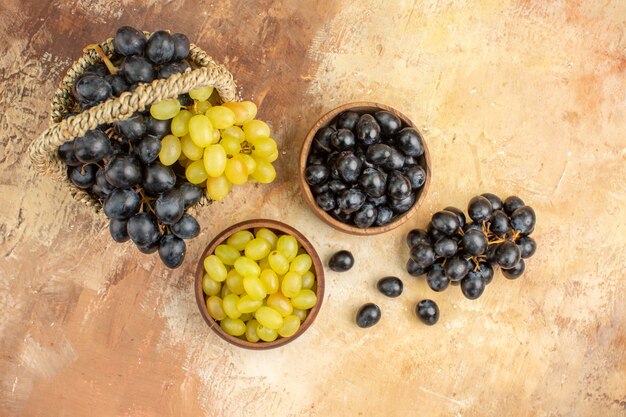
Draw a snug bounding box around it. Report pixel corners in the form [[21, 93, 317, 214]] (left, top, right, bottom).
[[299, 102, 431, 235], [194, 219, 325, 350]]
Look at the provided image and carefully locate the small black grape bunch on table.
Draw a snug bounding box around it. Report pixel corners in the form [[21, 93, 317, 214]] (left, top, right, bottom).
[[406, 193, 537, 304], [57, 26, 202, 268], [304, 108, 428, 228]]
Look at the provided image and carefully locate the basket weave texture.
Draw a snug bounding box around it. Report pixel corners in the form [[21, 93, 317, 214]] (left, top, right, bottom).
[[29, 35, 237, 211]]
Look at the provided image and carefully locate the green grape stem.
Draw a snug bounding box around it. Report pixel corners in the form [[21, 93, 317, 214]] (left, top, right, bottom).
[[83, 44, 118, 74]]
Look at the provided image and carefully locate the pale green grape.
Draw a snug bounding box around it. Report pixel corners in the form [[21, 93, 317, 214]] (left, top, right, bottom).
[[290, 254, 312, 274], [159, 135, 181, 166], [220, 317, 246, 336], [245, 319, 260, 342], [225, 270, 245, 295], [222, 294, 242, 319], [257, 325, 278, 342], [195, 99, 212, 114], [227, 230, 254, 251], [243, 120, 270, 140], [237, 295, 263, 314], [206, 106, 235, 129], [291, 289, 317, 310], [204, 255, 227, 282], [266, 292, 293, 317], [202, 273, 222, 296], [224, 155, 248, 185], [250, 159, 276, 183], [240, 154, 257, 175], [188, 114, 214, 147], [150, 99, 180, 120], [215, 244, 240, 265], [185, 160, 208, 184], [255, 306, 283, 330], [268, 250, 289, 275], [277, 315, 300, 338], [240, 101, 258, 123], [259, 269, 279, 294], [171, 109, 193, 137], [281, 271, 302, 298], [206, 296, 226, 321], [220, 284, 232, 298], [276, 235, 298, 262], [220, 137, 241, 155], [240, 313, 253, 322], [234, 256, 261, 277], [206, 175, 231, 201], [221, 126, 245, 142], [255, 228, 278, 249], [222, 102, 250, 125], [180, 134, 204, 161], [259, 149, 279, 163], [189, 86, 214, 102], [244, 238, 271, 261], [250, 137, 277, 158], [243, 275, 267, 301], [203, 144, 227, 177], [301, 271, 315, 290], [292, 308, 308, 322]]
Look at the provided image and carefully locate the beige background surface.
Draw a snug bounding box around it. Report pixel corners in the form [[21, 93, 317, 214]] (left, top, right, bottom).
[[1, 0, 625, 416]]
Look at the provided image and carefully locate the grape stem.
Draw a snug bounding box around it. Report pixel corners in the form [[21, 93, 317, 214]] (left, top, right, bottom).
[[83, 44, 118, 75]]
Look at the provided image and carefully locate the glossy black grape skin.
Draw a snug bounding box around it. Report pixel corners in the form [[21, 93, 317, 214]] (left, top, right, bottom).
[[463, 221, 482, 233], [407, 228, 430, 248], [327, 179, 347, 194], [336, 188, 366, 214], [307, 152, 326, 166], [104, 154, 142, 188], [69, 164, 97, 188], [58, 140, 82, 167], [481, 193, 503, 211], [353, 204, 377, 228], [486, 244, 498, 265], [365, 143, 392, 165], [416, 299, 439, 325], [461, 275, 486, 300], [386, 171, 412, 200], [428, 221, 447, 242], [336, 152, 363, 183], [305, 164, 330, 186], [490, 210, 510, 236], [316, 192, 336, 211], [127, 213, 161, 246], [331, 208, 352, 223], [84, 64, 109, 77], [134, 135, 161, 164], [94, 169, 115, 196], [158, 234, 186, 269], [144, 115, 171, 139], [444, 206, 466, 228], [375, 206, 394, 226], [444, 255, 471, 281], [377, 276, 403, 297], [410, 243, 436, 268], [374, 111, 402, 135], [358, 168, 386, 197], [468, 195, 493, 223], [403, 165, 426, 189], [503, 195, 525, 216], [312, 126, 334, 153], [138, 241, 160, 254], [115, 114, 146, 142], [73, 130, 112, 163], [510, 206, 536, 235], [394, 127, 424, 157], [155, 189, 185, 225], [145, 31, 175, 64], [467, 262, 494, 285], [355, 114, 381, 146], [356, 303, 381, 328], [73, 75, 112, 107], [461, 229, 488, 256], [431, 210, 461, 236], [109, 218, 130, 243], [107, 74, 129, 96], [406, 258, 427, 277], [434, 237, 458, 257], [495, 241, 521, 269], [171, 33, 190, 61], [517, 236, 537, 259], [502, 259, 525, 279], [158, 62, 190, 79], [382, 147, 405, 171], [103, 188, 140, 220], [122, 56, 155, 84], [143, 163, 176, 195], [179, 183, 202, 208], [426, 264, 450, 292], [311, 182, 330, 195], [330, 129, 356, 151], [328, 250, 354, 272], [336, 111, 360, 130], [171, 214, 200, 239], [114, 26, 146, 56]]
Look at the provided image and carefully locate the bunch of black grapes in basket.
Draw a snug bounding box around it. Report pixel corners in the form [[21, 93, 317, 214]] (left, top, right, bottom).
[[406, 194, 537, 299], [56, 26, 202, 268]]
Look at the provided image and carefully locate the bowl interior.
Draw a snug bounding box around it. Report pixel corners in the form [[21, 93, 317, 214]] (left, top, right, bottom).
[[194, 219, 325, 350], [299, 102, 431, 236]]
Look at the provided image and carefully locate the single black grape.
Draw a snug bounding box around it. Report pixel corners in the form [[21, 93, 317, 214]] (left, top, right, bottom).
[[461, 229, 488, 256], [377, 276, 403, 297], [69, 164, 97, 188], [434, 237, 458, 257], [144, 115, 171, 139], [171, 33, 190, 60], [427, 264, 450, 292], [134, 135, 161, 164], [104, 154, 142, 188], [443, 206, 466, 228], [428, 221, 447, 242], [444, 255, 471, 281], [355, 114, 381, 145], [114, 26, 146, 56], [490, 210, 510, 236], [375, 206, 394, 226], [416, 299, 439, 325], [155, 189, 184, 225], [177, 92, 194, 107], [356, 303, 381, 328], [328, 250, 354, 272], [461, 275, 485, 300], [127, 213, 161, 246], [109, 218, 130, 243], [431, 210, 461, 236], [503, 196, 525, 215], [353, 204, 377, 228], [468, 195, 493, 223], [517, 236, 537, 259], [336, 151, 362, 183], [403, 165, 426, 189], [142, 162, 176, 195], [336, 111, 360, 130], [171, 214, 200, 239], [388, 193, 416, 214], [481, 193, 503, 211], [406, 228, 430, 248], [404, 155, 419, 166], [178, 183, 202, 208], [121, 56, 155, 84], [382, 147, 405, 170], [304, 164, 330, 186], [311, 181, 330, 195], [73, 129, 112, 163], [386, 170, 411, 200], [495, 241, 521, 269], [365, 143, 392, 165], [107, 74, 129, 96], [467, 262, 495, 285], [94, 169, 115, 195], [103, 188, 140, 220], [312, 126, 334, 153], [510, 206, 536, 235], [145, 31, 175, 64], [406, 258, 427, 277], [374, 111, 402, 135], [330, 129, 356, 151], [328, 179, 347, 194], [159, 234, 186, 268], [410, 243, 435, 268], [502, 259, 525, 279], [336, 188, 366, 214], [138, 240, 160, 254], [58, 140, 82, 166], [358, 167, 386, 197], [115, 114, 146, 142], [394, 127, 424, 156], [307, 152, 326, 166], [73, 74, 112, 106], [316, 192, 336, 211]]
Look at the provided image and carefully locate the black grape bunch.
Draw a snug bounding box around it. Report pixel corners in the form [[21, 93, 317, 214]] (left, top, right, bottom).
[[57, 26, 202, 268], [406, 193, 537, 300]]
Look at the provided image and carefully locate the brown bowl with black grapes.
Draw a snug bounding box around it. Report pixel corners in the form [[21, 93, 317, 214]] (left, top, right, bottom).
[[299, 102, 431, 235]]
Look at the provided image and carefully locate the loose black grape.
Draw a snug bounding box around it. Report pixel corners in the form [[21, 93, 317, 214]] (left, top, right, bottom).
[[427, 264, 450, 292], [461, 275, 485, 300], [444, 255, 471, 281], [416, 300, 439, 325], [403, 165, 426, 189], [330, 129, 356, 151], [109, 218, 130, 243], [155, 189, 184, 225], [103, 188, 140, 219], [159, 234, 186, 268], [122, 56, 155, 84], [388, 193, 415, 213], [134, 135, 161, 164], [115, 114, 146, 142], [171, 214, 200, 239], [356, 303, 381, 328], [328, 250, 354, 272], [503, 195, 525, 215], [495, 241, 521, 269], [375, 206, 394, 226], [127, 213, 161, 246], [305, 164, 330, 186], [107, 74, 129, 96], [443, 206, 466, 228], [73, 130, 112, 163], [355, 114, 381, 145], [365, 143, 392, 165], [171, 33, 190, 60], [406, 258, 427, 277], [510, 206, 536, 235], [143, 162, 176, 195], [490, 210, 510, 236], [410, 243, 435, 268], [461, 229, 488, 256], [73, 74, 112, 106], [336, 151, 362, 183], [468, 195, 493, 223], [336, 111, 359, 130], [374, 111, 402, 135], [69, 164, 97, 188], [316, 192, 336, 211], [358, 167, 386, 197], [386, 170, 411, 200], [336, 188, 366, 214], [145, 31, 175, 64], [144, 115, 171, 139], [431, 210, 461, 235], [178, 183, 202, 208], [104, 154, 142, 188], [407, 229, 430, 248], [58, 140, 82, 166], [114, 26, 146, 56], [354, 204, 377, 228], [434, 237, 458, 257], [312, 126, 334, 153], [382, 147, 405, 171], [467, 262, 494, 285], [377, 276, 403, 297], [517, 236, 537, 259], [481, 193, 503, 211], [463, 221, 482, 233], [394, 127, 424, 157], [502, 259, 525, 279]]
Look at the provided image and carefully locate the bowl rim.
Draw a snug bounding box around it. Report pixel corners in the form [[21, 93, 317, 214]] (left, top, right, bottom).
[[194, 219, 325, 350], [299, 101, 431, 236]]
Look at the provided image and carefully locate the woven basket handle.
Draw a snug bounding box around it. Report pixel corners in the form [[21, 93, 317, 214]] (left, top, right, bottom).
[[29, 39, 237, 182]]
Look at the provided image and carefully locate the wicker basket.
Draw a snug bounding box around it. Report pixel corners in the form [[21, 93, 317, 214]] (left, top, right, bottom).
[[29, 34, 237, 212]]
